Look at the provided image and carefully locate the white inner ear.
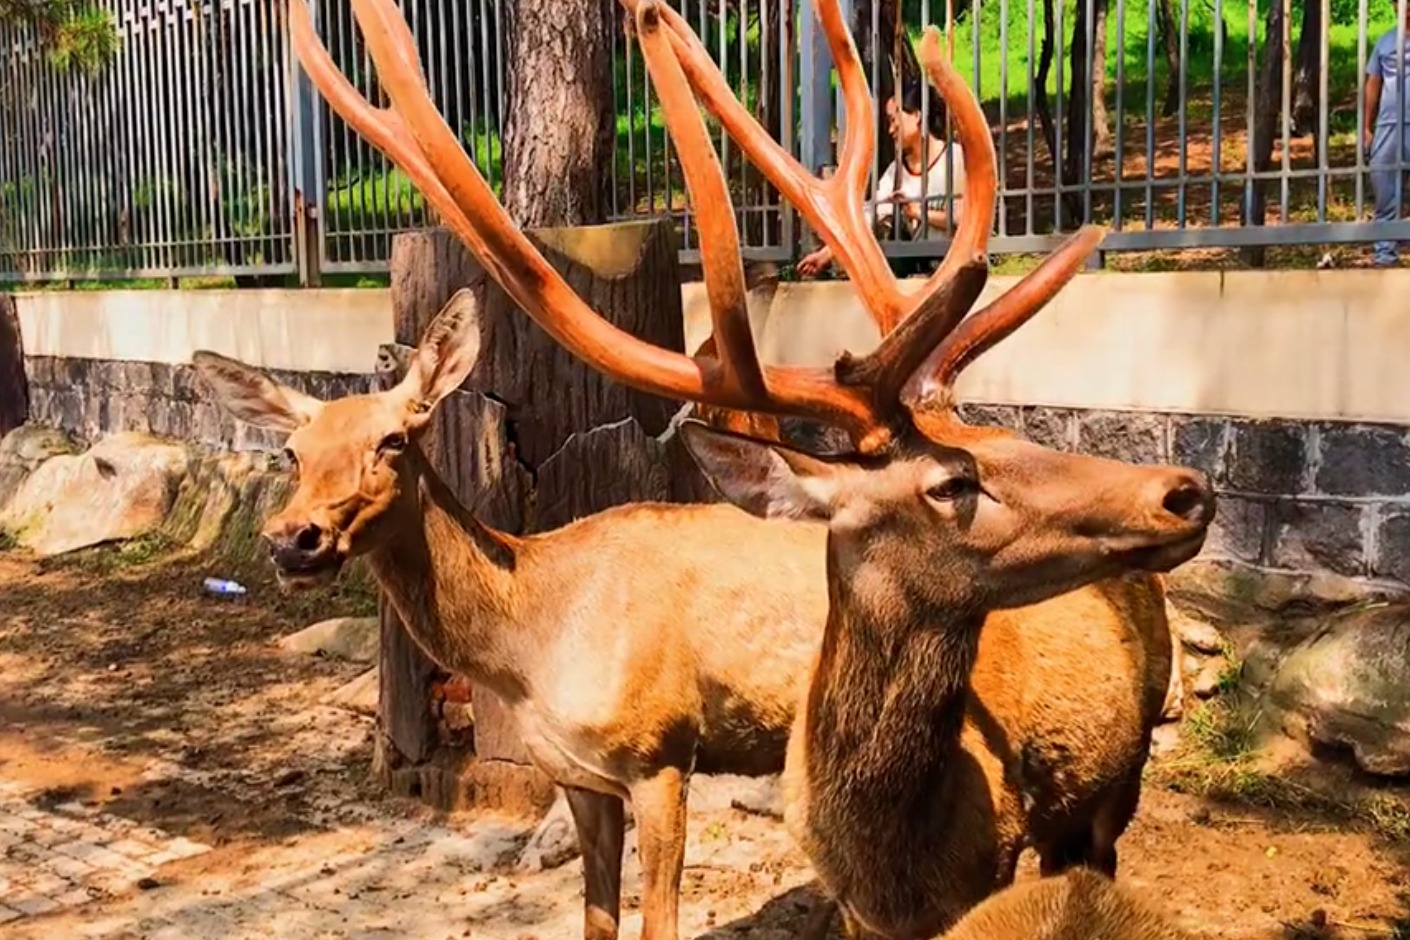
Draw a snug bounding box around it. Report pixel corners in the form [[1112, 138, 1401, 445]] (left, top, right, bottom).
[[764, 450, 837, 520]]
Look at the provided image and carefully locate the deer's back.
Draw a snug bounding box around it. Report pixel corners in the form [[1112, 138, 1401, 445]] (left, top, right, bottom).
[[941, 869, 1192, 940]]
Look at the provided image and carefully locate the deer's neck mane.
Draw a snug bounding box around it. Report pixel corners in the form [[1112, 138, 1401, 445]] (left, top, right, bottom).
[[365, 445, 528, 701], [800, 546, 986, 917]]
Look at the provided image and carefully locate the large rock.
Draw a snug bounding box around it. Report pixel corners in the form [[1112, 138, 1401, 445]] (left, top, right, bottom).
[[1265, 602, 1410, 777], [0, 425, 81, 508], [280, 617, 379, 663], [0, 431, 188, 556]]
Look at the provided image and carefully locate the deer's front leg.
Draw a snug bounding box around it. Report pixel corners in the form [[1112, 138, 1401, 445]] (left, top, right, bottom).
[[629, 767, 689, 940], [565, 786, 627, 940]]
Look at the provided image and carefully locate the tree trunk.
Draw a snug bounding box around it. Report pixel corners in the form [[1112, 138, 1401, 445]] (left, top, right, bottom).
[[1155, 0, 1181, 117], [1291, 0, 1323, 136], [0, 294, 27, 438], [1091, 0, 1112, 156], [1034, 0, 1059, 178], [1241, 0, 1288, 268], [1062, 4, 1093, 223], [500, 0, 615, 228], [379, 220, 704, 814]]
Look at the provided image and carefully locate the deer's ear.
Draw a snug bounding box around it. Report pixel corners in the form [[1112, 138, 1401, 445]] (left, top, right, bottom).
[[192, 351, 324, 432], [678, 420, 842, 521], [401, 289, 483, 420]]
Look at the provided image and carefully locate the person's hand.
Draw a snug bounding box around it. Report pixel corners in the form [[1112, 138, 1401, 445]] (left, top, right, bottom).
[[901, 199, 922, 222], [1365, 126, 1375, 153], [795, 247, 832, 278]]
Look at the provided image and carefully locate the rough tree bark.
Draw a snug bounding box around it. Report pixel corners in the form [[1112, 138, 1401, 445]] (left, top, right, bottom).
[[376, 221, 706, 815], [1242, 0, 1288, 268], [1035, 0, 1059, 185], [1090, 0, 1112, 156], [500, 0, 616, 228], [1155, 0, 1182, 117], [1291, 0, 1324, 136], [0, 294, 27, 438], [1061, 3, 1094, 223]]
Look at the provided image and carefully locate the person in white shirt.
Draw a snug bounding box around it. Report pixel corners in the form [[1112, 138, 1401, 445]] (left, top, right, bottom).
[[796, 82, 967, 278]]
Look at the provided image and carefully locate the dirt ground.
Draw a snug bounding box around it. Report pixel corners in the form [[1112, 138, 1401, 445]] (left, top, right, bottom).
[[1, 547, 1408, 939]]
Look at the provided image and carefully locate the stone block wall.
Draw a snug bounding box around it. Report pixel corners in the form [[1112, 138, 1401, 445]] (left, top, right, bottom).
[[23, 356, 373, 453], [17, 354, 1410, 588], [957, 403, 1410, 586]]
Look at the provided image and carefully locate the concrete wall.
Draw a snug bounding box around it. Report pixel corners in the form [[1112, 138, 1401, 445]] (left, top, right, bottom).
[[12, 266, 1410, 584]]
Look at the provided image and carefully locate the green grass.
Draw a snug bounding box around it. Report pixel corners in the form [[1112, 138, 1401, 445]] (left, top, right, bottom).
[[1151, 647, 1410, 843]]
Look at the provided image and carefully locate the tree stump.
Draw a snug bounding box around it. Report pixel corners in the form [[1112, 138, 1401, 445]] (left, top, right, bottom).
[[0, 294, 27, 438], [375, 219, 709, 815]]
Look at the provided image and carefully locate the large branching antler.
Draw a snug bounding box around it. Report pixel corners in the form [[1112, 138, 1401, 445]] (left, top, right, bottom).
[[621, 0, 1106, 426], [289, 0, 902, 450]]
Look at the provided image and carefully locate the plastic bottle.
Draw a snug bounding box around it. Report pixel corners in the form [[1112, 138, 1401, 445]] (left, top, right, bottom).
[[203, 577, 248, 597]]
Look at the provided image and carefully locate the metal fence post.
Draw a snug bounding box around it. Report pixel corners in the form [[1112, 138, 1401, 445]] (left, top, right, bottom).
[[290, 0, 323, 288], [798, 0, 834, 254]]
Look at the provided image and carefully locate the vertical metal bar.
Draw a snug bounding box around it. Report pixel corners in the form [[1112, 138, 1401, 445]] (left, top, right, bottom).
[[609, 9, 621, 221], [1355, 0, 1367, 214], [1278, 0, 1290, 225], [869, 0, 881, 243], [135, 6, 157, 270], [1026, 0, 1036, 233], [965, 0, 978, 237], [1083, 0, 1094, 223], [998, 0, 1009, 236], [259, 0, 282, 266], [1113, 0, 1126, 228], [1176, 0, 1188, 226], [119, 4, 140, 271], [1397, 0, 1407, 225], [1315, 0, 1328, 221], [179, 0, 198, 269], [1244, 0, 1255, 224], [1145, 0, 1156, 230], [780, 0, 796, 254], [158, 1, 178, 273], [1210, 0, 1223, 226], [1393, 0, 1404, 225], [494, 0, 507, 192], [477, 0, 494, 186], [799, 0, 832, 178], [625, 11, 637, 215], [1054, 0, 1065, 230]]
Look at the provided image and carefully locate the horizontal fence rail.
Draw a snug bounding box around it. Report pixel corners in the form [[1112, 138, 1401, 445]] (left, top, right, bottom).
[[1, 0, 1407, 283]]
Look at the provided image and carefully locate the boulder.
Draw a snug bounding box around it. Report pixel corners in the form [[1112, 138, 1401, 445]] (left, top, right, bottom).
[[1265, 602, 1410, 777], [0, 432, 188, 556], [279, 616, 379, 664], [0, 425, 81, 508]]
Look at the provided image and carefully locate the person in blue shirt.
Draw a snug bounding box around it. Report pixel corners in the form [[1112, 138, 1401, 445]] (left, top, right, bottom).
[[1365, 10, 1410, 267]]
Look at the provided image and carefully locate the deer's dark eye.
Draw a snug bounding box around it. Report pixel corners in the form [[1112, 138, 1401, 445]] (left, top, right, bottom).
[[378, 432, 408, 455], [281, 448, 299, 473], [926, 475, 978, 502]]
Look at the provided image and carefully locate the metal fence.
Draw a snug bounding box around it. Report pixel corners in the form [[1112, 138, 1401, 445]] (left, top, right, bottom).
[[2, 0, 1408, 282]]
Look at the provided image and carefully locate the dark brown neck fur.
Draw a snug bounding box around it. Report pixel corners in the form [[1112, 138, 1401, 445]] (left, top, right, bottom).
[[364, 446, 527, 699], [802, 543, 991, 934]]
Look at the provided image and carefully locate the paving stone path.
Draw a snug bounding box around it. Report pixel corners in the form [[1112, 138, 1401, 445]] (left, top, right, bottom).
[[0, 779, 210, 926]]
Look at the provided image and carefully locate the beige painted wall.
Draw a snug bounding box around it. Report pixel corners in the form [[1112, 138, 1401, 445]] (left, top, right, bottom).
[[16, 288, 393, 375], [16, 266, 1410, 423]]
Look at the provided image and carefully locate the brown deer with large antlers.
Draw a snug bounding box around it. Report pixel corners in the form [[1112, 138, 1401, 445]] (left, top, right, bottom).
[[189, 4, 1208, 940]]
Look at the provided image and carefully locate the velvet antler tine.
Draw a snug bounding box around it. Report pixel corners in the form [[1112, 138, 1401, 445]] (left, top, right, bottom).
[[906, 225, 1107, 405], [636, 0, 766, 401]]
